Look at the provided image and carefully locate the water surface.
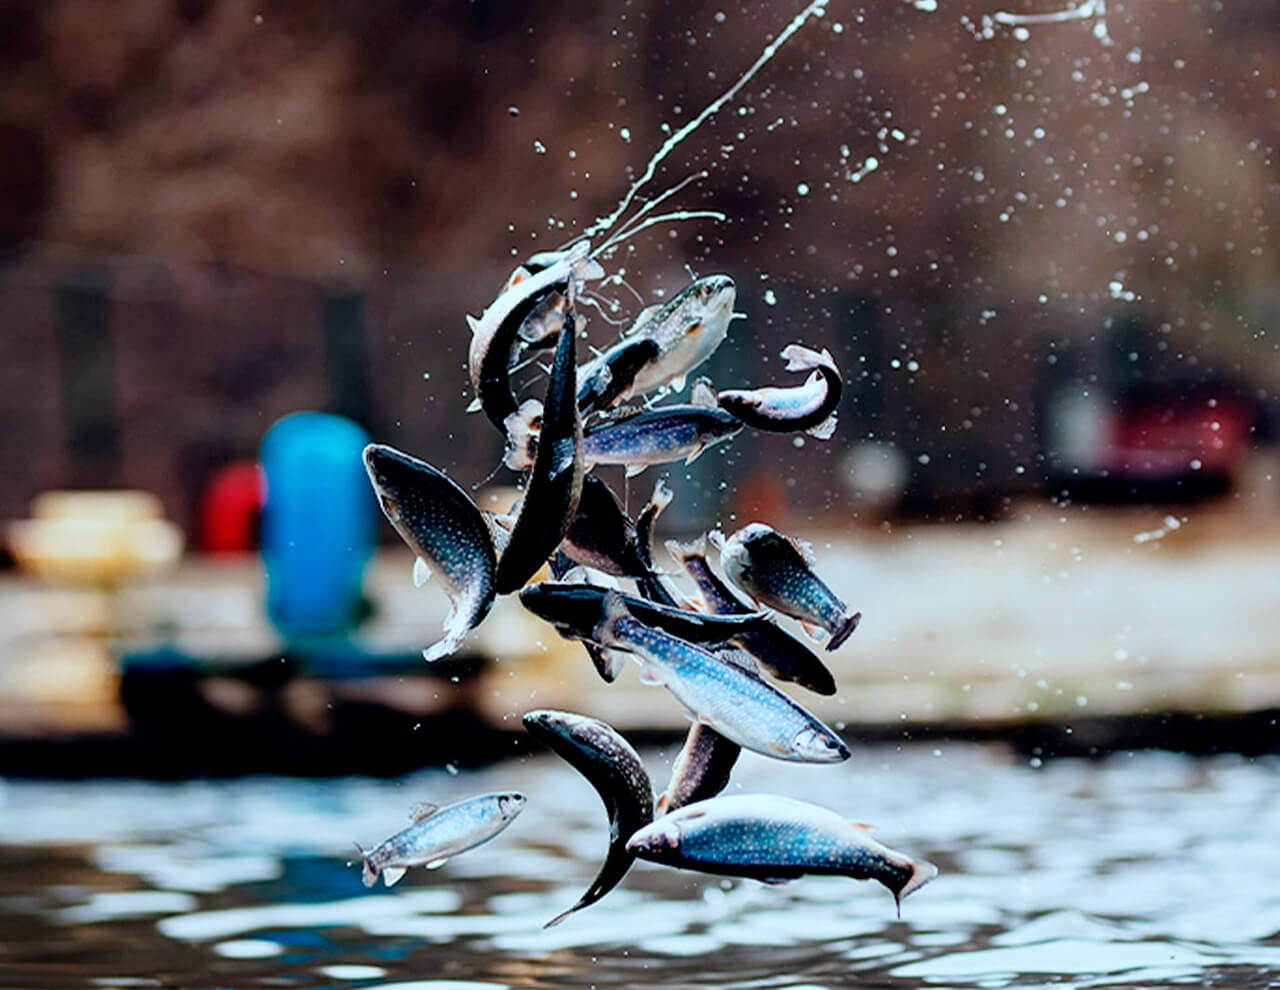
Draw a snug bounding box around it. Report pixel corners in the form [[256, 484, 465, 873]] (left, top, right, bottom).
[[2, 743, 1278, 988]]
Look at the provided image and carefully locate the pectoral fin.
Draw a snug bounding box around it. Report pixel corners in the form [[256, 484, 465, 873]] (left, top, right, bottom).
[[409, 802, 440, 824], [425, 858, 449, 870], [800, 620, 827, 643], [637, 661, 665, 686], [382, 866, 407, 887], [624, 463, 648, 478], [413, 558, 431, 588]]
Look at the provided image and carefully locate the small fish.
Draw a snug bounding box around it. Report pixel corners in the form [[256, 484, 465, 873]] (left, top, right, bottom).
[[494, 317, 584, 595], [522, 710, 654, 926], [363, 443, 497, 662], [667, 535, 837, 695], [657, 723, 741, 814], [560, 475, 650, 577], [519, 582, 765, 649], [625, 794, 937, 914], [582, 384, 743, 478], [715, 523, 861, 651], [593, 594, 849, 763], [715, 343, 842, 439], [467, 240, 601, 431], [578, 275, 737, 413], [355, 792, 526, 888]]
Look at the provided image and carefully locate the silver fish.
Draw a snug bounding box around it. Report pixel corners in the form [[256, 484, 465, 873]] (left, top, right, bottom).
[[657, 723, 741, 815], [582, 384, 743, 478], [667, 535, 837, 694], [467, 240, 602, 431], [494, 316, 584, 595], [578, 275, 737, 412], [715, 343, 842, 439], [593, 594, 848, 763], [626, 793, 937, 914], [356, 792, 525, 887], [522, 710, 654, 927], [363, 443, 497, 662], [715, 523, 861, 651]]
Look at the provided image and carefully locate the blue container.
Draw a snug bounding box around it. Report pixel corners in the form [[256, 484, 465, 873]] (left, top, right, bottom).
[[260, 412, 377, 640]]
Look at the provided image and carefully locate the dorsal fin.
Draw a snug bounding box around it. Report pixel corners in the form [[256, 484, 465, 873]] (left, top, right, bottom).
[[852, 821, 875, 833], [409, 802, 440, 824], [465, 313, 480, 334]]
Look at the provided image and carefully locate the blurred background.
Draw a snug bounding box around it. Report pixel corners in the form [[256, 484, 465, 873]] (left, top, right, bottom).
[[3, 2, 1280, 987]]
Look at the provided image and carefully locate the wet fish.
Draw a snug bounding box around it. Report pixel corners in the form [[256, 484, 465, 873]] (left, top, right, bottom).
[[630, 479, 683, 607], [657, 723, 741, 814], [467, 240, 601, 431], [627, 794, 936, 913], [593, 594, 849, 763], [560, 475, 649, 577], [578, 275, 737, 413], [716, 343, 843, 439], [355, 792, 526, 888], [494, 317, 584, 594], [519, 582, 765, 648], [363, 443, 497, 662], [582, 384, 743, 478], [715, 523, 861, 651], [522, 710, 654, 926], [667, 535, 837, 695]]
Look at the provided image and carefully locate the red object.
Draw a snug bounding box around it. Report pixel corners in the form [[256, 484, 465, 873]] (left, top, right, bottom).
[[1107, 395, 1253, 479], [198, 461, 265, 554]]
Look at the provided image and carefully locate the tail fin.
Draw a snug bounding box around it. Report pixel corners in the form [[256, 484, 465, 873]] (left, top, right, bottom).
[[781, 343, 837, 374], [503, 399, 543, 471], [826, 610, 862, 651], [355, 843, 378, 888], [893, 858, 939, 917]]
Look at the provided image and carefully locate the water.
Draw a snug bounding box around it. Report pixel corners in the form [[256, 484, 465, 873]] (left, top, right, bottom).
[[2, 743, 1279, 988]]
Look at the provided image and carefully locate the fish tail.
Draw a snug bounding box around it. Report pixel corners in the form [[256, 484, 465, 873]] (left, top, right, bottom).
[[827, 611, 862, 651], [355, 844, 378, 888], [781, 343, 836, 373], [503, 399, 543, 471], [893, 857, 939, 915]]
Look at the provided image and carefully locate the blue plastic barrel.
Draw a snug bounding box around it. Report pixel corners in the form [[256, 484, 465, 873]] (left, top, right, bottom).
[[259, 411, 377, 640]]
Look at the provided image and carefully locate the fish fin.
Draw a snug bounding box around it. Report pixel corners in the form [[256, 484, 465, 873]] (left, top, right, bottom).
[[503, 398, 543, 471], [827, 611, 862, 651], [425, 858, 449, 870], [465, 397, 482, 413], [543, 906, 576, 929], [585, 642, 627, 683], [800, 620, 828, 643], [409, 802, 440, 824], [757, 876, 793, 886], [689, 377, 718, 408], [852, 821, 875, 833], [669, 374, 687, 393], [357, 845, 377, 888], [637, 660, 665, 686], [578, 258, 606, 281], [465, 313, 480, 334], [646, 478, 674, 513], [624, 463, 648, 478], [413, 557, 431, 588], [664, 535, 707, 565], [422, 622, 468, 663], [706, 529, 727, 553], [683, 320, 704, 338], [807, 412, 838, 441], [382, 866, 407, 887], [654, 792, 669, 815], [683, 443, 708, 466], [894, 858, 939, 915]]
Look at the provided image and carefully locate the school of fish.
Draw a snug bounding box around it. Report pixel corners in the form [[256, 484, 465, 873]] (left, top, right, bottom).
[[350, 237, 937, 925]]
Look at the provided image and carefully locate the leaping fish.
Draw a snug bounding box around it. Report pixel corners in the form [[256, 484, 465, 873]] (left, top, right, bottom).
[[577, 275, 737, 414], [580, 383, 743, 478], [626, 794, 937, 916], [522, 710, 654, 927], [592, 593, 849, 763], [355, 792, 525, 887], [715, 343, 842, 439], [494, 316, 584, 595], [714, 523, 861, 651], [363, 443, 497, 662]]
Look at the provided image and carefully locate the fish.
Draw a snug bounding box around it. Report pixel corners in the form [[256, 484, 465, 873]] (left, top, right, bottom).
[[355, 792, 526, 888], [578, 275, 737, 413], [560, 475, 650, 577], [714, 523, 861, 651], [546, 553, 634, 682], [626, 794, 937, 914], [630, 479, 684, 607], [467, 239, 602, 431], [519, 582, 766, 649], [666, 535, 837, 695], [363, 443, 497, 662], [522, 710, 654, 926], [593, 593, 849, 763], [494, 316, 584, 595], [715, 343, 843, 440], [582, 383, 743, 477], [657, 723, 741, 814]]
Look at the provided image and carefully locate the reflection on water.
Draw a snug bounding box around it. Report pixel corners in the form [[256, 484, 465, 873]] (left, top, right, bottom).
[[1, 744, 1279, 988]]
